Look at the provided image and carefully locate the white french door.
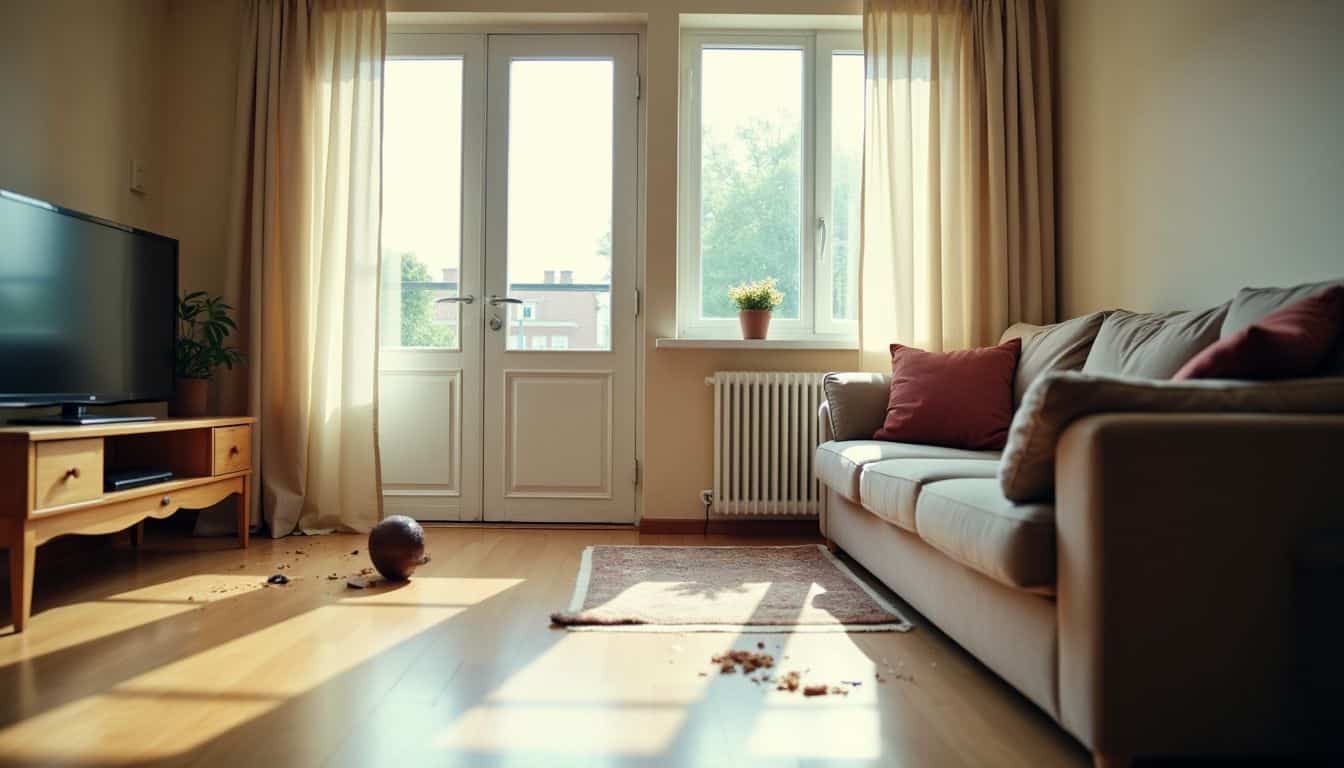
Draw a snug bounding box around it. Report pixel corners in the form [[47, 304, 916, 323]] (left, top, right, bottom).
[[379, 32, 638, 524]]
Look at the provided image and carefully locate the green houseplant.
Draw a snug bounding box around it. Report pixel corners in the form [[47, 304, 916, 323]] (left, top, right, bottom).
[[727, 278, 785, 340], [174, 291, 245, 417]]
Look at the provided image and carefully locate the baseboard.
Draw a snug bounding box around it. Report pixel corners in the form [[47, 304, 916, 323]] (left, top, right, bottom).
[[639, 517, 820, 537]]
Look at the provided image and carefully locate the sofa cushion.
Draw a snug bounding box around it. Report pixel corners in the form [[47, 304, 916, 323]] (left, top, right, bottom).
[[1223, 279, 1344, 374], [1082, 305, 1227, 379], [999, 371, 1344, 503], [1000, 312, 1109, 407], [874, 338, 1021, 450], [915, 478, 1055, 590], [815, 440, 1002, 503], [1176, 285, 1344, 380], [859, 458, 1001, 532], [822, 372, 892, 441]]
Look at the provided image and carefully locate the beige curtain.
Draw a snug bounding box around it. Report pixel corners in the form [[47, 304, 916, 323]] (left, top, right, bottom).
[[219, 0, 385, 536], [859, 0, 1054, 369]]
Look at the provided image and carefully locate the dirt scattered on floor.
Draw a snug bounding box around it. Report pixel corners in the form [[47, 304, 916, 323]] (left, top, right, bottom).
[[266, 573, 290, 585], [712, 650, 775, 675], [709, 647, 892, 697]]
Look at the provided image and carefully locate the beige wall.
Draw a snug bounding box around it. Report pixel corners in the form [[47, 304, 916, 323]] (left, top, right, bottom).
[[1056, 0, 1344, 316], [154, 0, 243, 298], [0, 0, 239, 295], [0, 0, 169, 231]]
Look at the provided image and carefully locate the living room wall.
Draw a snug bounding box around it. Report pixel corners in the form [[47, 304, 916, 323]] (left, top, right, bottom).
[[0, 0, 239, 302], [1055, 0, 1344, 317], [0, 1, 167, 235]]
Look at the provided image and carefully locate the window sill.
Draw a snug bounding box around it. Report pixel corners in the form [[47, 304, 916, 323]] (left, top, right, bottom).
[[655, 337, 858, 351]]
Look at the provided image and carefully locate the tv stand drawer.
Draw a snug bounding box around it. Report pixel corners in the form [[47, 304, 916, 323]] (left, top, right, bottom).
[[212, 426, 252, 475], [34, 438, 104, 509]]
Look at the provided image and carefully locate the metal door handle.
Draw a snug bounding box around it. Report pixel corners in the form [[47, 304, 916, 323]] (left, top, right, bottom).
[[434, 295, 475, 305], [489, 295, 523, 306]]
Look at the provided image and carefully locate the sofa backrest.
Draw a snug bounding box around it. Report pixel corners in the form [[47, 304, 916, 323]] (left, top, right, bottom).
[[999, 312, 1109, 407], [1080, 305, 1228, 379], [1223, 280, 1344, 375]]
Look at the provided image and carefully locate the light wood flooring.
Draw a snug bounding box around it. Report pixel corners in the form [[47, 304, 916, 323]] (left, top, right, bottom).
[[0, 527, 1090, 767]]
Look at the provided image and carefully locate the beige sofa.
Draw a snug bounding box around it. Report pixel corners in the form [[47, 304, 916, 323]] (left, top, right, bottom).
[[814, 281, 1344, 767]]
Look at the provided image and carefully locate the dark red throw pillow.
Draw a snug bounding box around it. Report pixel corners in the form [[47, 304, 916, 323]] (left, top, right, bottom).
[[873, 338, 1021, 450], [1174, 285, 1344, 380]]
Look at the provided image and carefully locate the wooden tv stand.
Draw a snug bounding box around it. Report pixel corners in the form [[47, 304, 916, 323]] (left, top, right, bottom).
[[0, 416, 255, 632]]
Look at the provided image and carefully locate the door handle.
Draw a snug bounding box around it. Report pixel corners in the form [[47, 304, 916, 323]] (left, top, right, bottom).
[[434, 295, 475, 305], [489, 295, 523, 306]]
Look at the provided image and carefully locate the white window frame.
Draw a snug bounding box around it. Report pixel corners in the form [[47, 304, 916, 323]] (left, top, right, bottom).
[[677, 29, 862, 342]]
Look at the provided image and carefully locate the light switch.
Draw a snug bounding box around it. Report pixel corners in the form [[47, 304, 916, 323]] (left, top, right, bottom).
[[129, 159, 146, 194]]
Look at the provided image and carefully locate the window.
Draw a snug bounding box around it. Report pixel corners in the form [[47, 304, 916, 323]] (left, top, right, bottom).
[[521, 301, 538, 320], [678, 31, 863, 341], [380, 57, 465, 349], [550, 335, 570, 349]]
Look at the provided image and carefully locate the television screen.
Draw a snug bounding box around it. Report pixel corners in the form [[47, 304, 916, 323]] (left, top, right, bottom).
[[0, 190, 177, 408]]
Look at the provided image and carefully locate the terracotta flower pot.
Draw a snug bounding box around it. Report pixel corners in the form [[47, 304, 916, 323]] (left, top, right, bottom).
[[171, 378, 210, 418], [738, 310, 772, 340]]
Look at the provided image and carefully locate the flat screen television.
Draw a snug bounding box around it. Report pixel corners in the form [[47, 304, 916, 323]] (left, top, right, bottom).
[[0, 189, 178, 424]]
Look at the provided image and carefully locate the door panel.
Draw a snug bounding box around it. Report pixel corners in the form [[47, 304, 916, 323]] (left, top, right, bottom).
[[379, 34, 486, 521], [483, 35, 638, 523]]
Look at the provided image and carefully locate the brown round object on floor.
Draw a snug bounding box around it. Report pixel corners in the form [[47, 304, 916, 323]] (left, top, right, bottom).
[[368, 515, 428, 581]]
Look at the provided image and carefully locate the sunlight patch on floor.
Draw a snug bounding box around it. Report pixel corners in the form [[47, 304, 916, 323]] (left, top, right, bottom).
[[746, 704, 883, 760], [483, 633, 716, 705], [0, 574, 262, 665], [0, 577, 522, 764], [434, 703, 688, 756]]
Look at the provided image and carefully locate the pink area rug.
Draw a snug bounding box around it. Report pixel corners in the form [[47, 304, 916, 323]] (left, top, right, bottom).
[[551, 545, 912, 632]]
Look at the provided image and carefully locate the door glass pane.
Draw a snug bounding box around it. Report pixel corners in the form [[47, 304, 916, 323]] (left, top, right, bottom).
[[699, 47, 803, 319], [506, 59, 613, 351], [830, 51, 863, 322], [381, 58, 463, 349]]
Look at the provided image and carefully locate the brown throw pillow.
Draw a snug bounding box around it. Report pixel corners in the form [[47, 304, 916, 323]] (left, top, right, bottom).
[[874, 338, 1021, 450]]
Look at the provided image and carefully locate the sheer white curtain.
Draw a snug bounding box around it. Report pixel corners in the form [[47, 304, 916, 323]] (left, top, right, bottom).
[[860, 0, 1054, 369], [220, 0, 385, 536]]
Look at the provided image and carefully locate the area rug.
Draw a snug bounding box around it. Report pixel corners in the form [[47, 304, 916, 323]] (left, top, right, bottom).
[[551, 545, 913, 632]]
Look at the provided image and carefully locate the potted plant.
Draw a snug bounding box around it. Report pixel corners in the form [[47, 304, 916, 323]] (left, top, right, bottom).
[[727, 278, 785, 340], [174, 291, 245, 418]]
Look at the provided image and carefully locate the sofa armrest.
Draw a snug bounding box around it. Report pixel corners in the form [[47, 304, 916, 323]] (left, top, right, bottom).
[[1055, 412, 1344, 758], [821, 372, 891, 441], [817, 400, 833, 537]]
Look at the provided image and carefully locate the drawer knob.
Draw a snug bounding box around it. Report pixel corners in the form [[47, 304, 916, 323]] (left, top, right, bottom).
[[161, 496, 171, 506], [65, 467, 81, 480], [229, 445, 240, 456]]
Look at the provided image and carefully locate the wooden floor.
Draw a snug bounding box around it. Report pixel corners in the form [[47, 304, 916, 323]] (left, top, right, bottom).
[[0, 527, 1089, 767]]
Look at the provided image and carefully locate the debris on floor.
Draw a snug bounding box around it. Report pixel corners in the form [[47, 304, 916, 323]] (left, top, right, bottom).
[[350, 549, 359, 556], [712, 650, 775, 675], [708, 647, 869, 698], [266, 573, 289, 585], [327, 573, 340, 580]]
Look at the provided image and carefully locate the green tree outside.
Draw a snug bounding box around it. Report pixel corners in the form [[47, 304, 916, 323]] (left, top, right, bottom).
[[700, 118, 802, 318], [394, 251, 455, 348], [698, 116, 860, 322]]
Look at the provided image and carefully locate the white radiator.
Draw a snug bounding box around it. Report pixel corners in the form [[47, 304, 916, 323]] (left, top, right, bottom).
[[707, 371, 827, 517]]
